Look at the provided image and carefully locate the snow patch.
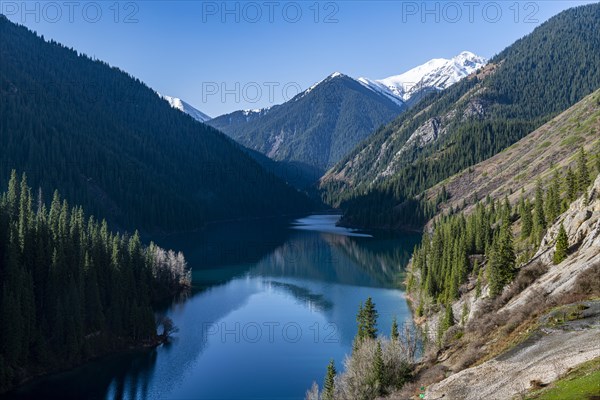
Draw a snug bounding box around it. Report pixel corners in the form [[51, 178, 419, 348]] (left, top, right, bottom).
[[159, 94, 212, 123]]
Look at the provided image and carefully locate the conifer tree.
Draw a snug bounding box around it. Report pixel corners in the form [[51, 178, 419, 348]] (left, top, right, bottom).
[[322, 359, 336, 400], [488, 220, 516, 296], [553, 224, 569, 264], [373, 341, 385, 396], [520, 199, 533, 239], [461, 303, 469, 325], [391, 316, 399, 341], [443, 303, 455, 331], [501, 196, 512, 222], [565, 167, 578, 202], [545, 170, 561, 223], [356, 302, 365, 342], [472, 259, 480, 278], [362, 297, 378, 340], [533, 181, 547, 244], [6, 170, 18, 218], [576, 147, 591, 192], [0, 172, 191, 391]]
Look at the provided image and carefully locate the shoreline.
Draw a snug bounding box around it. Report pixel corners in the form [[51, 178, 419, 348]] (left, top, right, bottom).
[[1, 335, 168, 396]]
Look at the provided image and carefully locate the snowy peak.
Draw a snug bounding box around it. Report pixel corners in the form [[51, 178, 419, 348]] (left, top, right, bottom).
[[296, 52, 485, 107], [359, 51, 487, 103], [160, 94, 212, 123], [453, 50, 487, 67]]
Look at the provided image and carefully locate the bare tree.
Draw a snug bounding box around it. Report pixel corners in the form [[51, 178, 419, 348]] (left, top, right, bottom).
[[399, 323, 422, 363], [305, 382, 319, 400], [148, 243, 192, 290], [157, 316, 179, 340]]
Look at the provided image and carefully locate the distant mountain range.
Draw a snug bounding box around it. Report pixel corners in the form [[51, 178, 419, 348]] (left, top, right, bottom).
[[205, 52, 486, 177]]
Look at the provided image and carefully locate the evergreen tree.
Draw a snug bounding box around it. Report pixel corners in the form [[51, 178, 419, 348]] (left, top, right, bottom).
[[322, 359, 336, 400], [533, 181, 547, 244], [545, 170, 561, 223], [443, 303, 455, 331], [520, 198, 533, 239], [373, 341, 385, 396], [565, 167, 578, 202], [553, 224, 569, 264], [488, 220, 517, 296], [356, 302, 365, 342], [461, 303, 469, 325], [0, 172, 191, 392], [362, 297, 378, 340], [391, 316, 399, 341], [576, 147, 591, 192], [501, 196, 512, 222]]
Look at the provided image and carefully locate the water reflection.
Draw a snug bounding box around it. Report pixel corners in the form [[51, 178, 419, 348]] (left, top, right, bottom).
[[266, 281, 334, 312], [6, 215, 421, 400]]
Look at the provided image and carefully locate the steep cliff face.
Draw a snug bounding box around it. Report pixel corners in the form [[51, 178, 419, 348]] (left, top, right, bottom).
[[408, 176, 600, 400]]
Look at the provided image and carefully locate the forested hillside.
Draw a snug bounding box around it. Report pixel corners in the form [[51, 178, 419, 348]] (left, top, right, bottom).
[[320, 3, 600, 230], [0, 171, 190, 392], [0, 15, 312, 232]]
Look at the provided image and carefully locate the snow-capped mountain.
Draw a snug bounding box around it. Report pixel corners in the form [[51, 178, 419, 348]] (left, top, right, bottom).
[[358, 51, 487, 104], [160, 52, 484, 127], [161, 95, 212, 123], [206, 51, 485, 176]]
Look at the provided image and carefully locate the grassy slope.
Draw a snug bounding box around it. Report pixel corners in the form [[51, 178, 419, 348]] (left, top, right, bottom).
[[526, 357, 600, 400]]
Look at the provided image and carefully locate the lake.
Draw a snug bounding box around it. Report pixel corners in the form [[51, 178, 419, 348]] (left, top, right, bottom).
[[6, 215, 421, 400]]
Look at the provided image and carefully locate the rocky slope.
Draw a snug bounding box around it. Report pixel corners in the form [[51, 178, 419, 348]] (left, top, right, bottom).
[[424, 305, 600, 400], [401, 175, 600, 400]]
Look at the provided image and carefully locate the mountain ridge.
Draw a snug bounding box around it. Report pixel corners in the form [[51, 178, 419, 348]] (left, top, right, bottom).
[[206, 52, 485, 180], [358, 51, 487, 106], [207, 73, 406, 173]]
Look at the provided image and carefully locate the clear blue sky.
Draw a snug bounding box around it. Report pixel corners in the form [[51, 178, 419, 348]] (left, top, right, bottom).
[[3, 1, 596, 116]]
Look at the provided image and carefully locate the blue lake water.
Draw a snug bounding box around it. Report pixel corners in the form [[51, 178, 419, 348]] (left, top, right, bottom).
[[7, 215, 420, 400]]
